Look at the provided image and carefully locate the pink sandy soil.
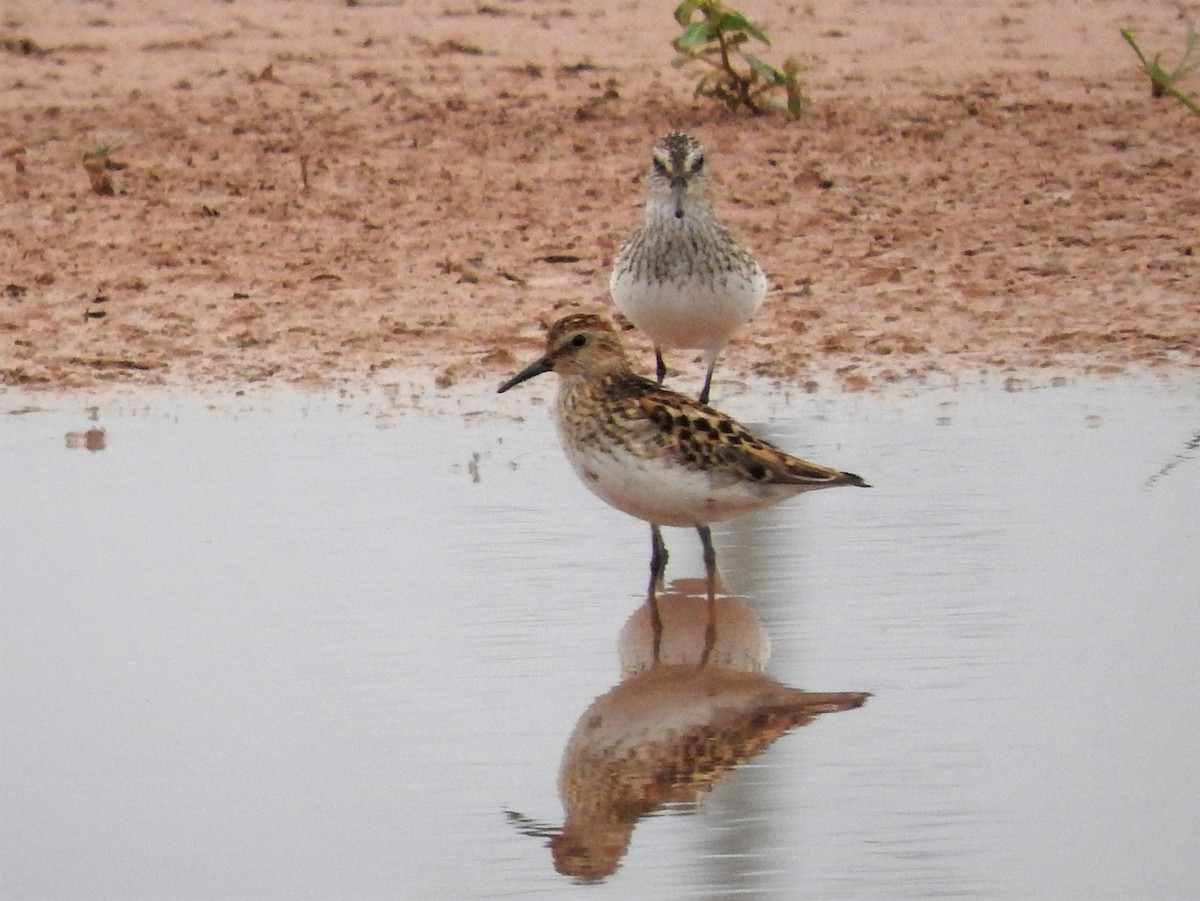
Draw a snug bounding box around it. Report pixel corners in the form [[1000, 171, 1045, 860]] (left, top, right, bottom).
[[2, 0, 1197, 394]]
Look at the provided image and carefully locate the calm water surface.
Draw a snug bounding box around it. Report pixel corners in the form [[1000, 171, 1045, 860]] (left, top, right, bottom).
[[2, 375, 1198, 900]]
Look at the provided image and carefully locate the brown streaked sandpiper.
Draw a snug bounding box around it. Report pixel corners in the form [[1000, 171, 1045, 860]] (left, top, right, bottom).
[[498, 313, 868, 663]]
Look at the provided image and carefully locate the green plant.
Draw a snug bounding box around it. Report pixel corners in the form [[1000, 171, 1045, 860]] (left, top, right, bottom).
[[1119, 24, 1200, 117], [671, 0, 806, 117]]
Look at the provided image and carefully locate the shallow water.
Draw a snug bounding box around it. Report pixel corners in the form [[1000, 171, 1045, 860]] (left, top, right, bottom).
[[2, 375, 1198, 900]]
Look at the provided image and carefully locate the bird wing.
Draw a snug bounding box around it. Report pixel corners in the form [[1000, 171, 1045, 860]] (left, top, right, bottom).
[[632, 394, 851, 488]]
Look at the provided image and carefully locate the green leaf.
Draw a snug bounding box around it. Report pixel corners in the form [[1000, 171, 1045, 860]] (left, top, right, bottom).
[[674, 0, 701, 27], [697, 70, 738, 101], [673, 21, 715, 51], [1119, 28, 1150, 68], [743, 51, 784, 84], [694, 70, 721, 98], [786, 81, 805, 117], [1158, 79, 1200, 114], [715, 11, 771, 44], [1172, 26, 1200, 79]]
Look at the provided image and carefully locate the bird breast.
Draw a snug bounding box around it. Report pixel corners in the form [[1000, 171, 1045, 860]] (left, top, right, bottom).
[[560, 438, 794, 528]]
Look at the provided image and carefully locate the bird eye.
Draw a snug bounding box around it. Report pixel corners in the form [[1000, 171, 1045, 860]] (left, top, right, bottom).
[[571, 334, 587, 348], [651, 158, 669, 175], [692, 154, 705, 173]]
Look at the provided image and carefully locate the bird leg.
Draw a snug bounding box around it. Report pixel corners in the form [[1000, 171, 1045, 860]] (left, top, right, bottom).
[[654, 348, 668, 385], [697, 525, 718, 666], [647, 524, 668, 663], [697, 362, 715, 406]]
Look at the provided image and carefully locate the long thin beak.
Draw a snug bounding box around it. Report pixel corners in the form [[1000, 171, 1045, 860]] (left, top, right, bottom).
[[670, 177, 686, 219], [497, 353, 554, 393]]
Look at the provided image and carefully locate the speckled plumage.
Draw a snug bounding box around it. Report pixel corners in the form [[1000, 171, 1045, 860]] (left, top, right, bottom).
[[498, 313, 869, 664], [502, 312, 865, 527], [609, 132, 767, 404], [549, 665, 869, 879]]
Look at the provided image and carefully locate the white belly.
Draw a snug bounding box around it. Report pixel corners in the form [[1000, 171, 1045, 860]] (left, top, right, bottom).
[[611, 273, 766, 352], [609, 214, 767, 354], [563, 440, 791, 528]]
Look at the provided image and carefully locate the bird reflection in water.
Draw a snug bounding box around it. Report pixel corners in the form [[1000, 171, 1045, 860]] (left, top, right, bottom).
[[508, 579, 869, 882]]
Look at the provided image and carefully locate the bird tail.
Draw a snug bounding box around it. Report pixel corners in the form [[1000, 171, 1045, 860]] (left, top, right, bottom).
[[781, 457, 871, 488], [836, 470, 870, 488]]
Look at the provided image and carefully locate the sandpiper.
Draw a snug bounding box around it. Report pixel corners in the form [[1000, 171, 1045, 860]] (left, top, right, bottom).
[[609, 131, 767, 405], [498, 313, 868, 663]]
